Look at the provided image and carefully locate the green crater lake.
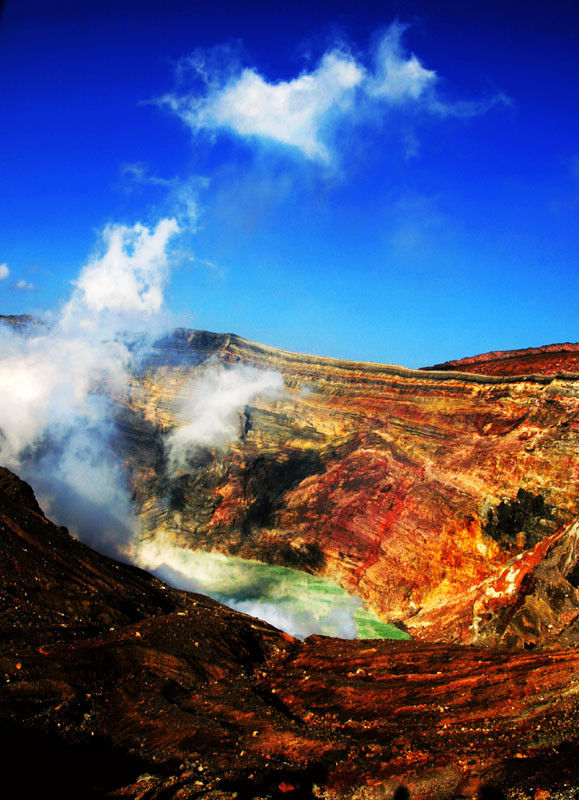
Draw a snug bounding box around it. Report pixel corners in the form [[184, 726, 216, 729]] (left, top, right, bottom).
[[136, 537, 409, 641]]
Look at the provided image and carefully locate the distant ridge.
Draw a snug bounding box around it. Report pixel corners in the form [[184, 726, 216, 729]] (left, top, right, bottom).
[[0, 313, 45, 333], [0, 313, 36, 327], [422, 341, 579, 376]]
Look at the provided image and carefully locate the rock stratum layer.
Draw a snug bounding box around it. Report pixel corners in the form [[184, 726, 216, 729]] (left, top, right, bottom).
[[122, 332, 579, 648], [3, 466, 579, 800]]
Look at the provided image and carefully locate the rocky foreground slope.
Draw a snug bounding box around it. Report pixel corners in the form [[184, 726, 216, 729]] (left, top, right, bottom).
[[122, 332, 579, 648], [3, 465, 579, 800]]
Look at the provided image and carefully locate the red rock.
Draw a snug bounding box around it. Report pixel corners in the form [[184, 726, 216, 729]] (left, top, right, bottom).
[[423, 341, 579, 376]]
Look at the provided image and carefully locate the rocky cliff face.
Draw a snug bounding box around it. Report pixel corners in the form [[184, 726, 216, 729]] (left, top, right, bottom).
[[119, 331, 579, 648], [3, 466, 579, 800]]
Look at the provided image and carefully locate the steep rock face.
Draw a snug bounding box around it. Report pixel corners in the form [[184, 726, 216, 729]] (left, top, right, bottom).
[[3, 466, 579, 800], [120, 331, 579, 648]]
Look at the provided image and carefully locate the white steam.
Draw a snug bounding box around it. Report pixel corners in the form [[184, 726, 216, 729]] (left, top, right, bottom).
[[0, 215, 365, 640], [0, 217, 180, 554], [166, 364, 284, 472], [133, 535, 361, 639]]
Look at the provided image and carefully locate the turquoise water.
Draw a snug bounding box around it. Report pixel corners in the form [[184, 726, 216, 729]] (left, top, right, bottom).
[[135, 537, 409, 641]]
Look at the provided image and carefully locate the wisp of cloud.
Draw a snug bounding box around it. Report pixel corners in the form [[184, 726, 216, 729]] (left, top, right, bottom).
[[160, 21, 509, 166]]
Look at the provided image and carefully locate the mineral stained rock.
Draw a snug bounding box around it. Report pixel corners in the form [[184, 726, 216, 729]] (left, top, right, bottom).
[[122, 332, 579, 648], [423, 342, 579, 377], [2, 466, 579, 800]]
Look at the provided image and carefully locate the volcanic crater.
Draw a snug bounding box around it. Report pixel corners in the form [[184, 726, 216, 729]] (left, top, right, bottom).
[[3, 331, 579, 798]]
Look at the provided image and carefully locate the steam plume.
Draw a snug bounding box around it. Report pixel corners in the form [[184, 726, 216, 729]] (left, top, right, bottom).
[[0, 216, 365, 640], [0, 218, 180, 554], [134, 534, 362, 639], [166, 364, 284, 472]]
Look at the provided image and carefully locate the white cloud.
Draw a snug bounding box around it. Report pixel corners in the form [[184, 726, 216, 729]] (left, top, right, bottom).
[[164, 49, 364, 163], [0, 263, 9, 280], [15, 279, 35, 291], [161, 23, 508, 165], [368, 21, 437, 102], [120, 162, 174, 187], [65, 217, 179, 319]]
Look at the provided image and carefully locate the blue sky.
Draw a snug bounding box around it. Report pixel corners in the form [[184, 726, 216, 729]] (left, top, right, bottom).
[[1, 0, 578, 367]]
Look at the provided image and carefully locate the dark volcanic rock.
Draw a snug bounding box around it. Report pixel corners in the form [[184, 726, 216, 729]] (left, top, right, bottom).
[[3, 466, 579, 799]]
